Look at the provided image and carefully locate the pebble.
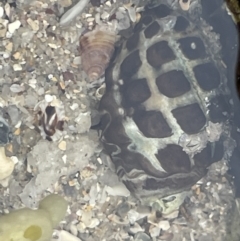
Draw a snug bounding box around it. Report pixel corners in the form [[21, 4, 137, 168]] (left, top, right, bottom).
[[88, 218, 100, 228], [10, 84, 25, 93], [158, 220, 170, 231], [127, 209, 141, 224], [27, 18, 39, 31], [48, 43, 58, 49], [0, 147, 15, 182], [59, 0, 73, 8], [8, 20, 21, 34], [4, 3, 11, 18], [13, 64, 22, 71], [5, 42, 13, 52], [73, 56, 81, 65], [149, 225, 161, 238], [45, 94, 54, 102], [129, 222, 144, 234], [54, 230, 83, 241], [58, 140, 67, 151], [69, 223, 78, 236], [81, 210, 93, 227], [13, 52, 21, 59], [101, 12, 109, 20], [134, 232, 151, 241], [0, 27, 7, 38]]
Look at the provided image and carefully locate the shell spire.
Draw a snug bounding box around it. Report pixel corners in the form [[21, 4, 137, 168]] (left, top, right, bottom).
[[80, 24, 117, 81]]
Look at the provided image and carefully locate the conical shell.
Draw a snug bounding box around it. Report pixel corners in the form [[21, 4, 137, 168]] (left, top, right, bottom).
[[80, 25, 117, 81]]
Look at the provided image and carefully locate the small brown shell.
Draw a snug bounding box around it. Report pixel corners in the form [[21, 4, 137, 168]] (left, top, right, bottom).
[[80, 25, 117, 81]]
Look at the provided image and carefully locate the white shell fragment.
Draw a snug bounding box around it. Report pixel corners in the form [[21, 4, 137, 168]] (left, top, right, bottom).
[[60, 0, 90, 26], [8, 20, 21, 34], [4, 3, 11, 19], [0, 147, 15, 183], [0, 6, 4, 18], [13, 64, 22, 71], [105, 183, 130, 197]]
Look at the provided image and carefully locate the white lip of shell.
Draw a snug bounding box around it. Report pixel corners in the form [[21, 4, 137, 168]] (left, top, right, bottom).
[[122, 117, 167, 173]]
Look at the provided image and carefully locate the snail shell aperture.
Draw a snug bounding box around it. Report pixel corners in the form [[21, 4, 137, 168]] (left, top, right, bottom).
[[80, 25, 117, 81]]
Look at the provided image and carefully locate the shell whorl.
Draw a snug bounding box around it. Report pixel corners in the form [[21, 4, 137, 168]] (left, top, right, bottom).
[[80, 26, 116, 81]]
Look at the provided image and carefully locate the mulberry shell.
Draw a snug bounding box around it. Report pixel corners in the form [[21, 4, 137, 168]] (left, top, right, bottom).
[[80, 25, 117, 81]]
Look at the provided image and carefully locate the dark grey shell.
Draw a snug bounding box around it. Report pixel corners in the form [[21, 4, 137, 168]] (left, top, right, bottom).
[[99, 0, 239, 203]]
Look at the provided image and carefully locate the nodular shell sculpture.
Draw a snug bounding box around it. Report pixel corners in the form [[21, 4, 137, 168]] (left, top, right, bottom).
[[80, 25, 117, 81]]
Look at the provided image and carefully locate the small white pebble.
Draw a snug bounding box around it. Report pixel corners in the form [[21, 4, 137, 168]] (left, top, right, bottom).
[[83, 13, 92, 18], [8, 20, 21, 34], [76, 209, 82, 216], [10, 156, 19, 165], [2, 52, 10, 58], [15, 120, 22, 129], [48, 43, 58, 49], [62, 155, 67, 163], [97, 157, 102, 165], [105, 1, 111, 7], [48, 74, 53, 79], [13, 64, 22, 71], [45, 94, 54, 103]]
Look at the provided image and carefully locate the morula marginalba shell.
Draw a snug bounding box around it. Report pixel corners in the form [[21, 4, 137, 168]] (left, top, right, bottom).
[[80, 25, 117, 81]]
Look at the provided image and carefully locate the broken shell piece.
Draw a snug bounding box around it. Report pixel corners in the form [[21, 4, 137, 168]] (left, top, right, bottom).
[[59, 0, 90, 26], [95, 83, 106, 100], [34, 98, 65, 142], [0, 147, 15, 184], [80, 25, 117, 81]]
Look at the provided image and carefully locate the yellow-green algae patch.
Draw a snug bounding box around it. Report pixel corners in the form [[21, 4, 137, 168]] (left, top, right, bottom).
[[0, 194, 68, 241]]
